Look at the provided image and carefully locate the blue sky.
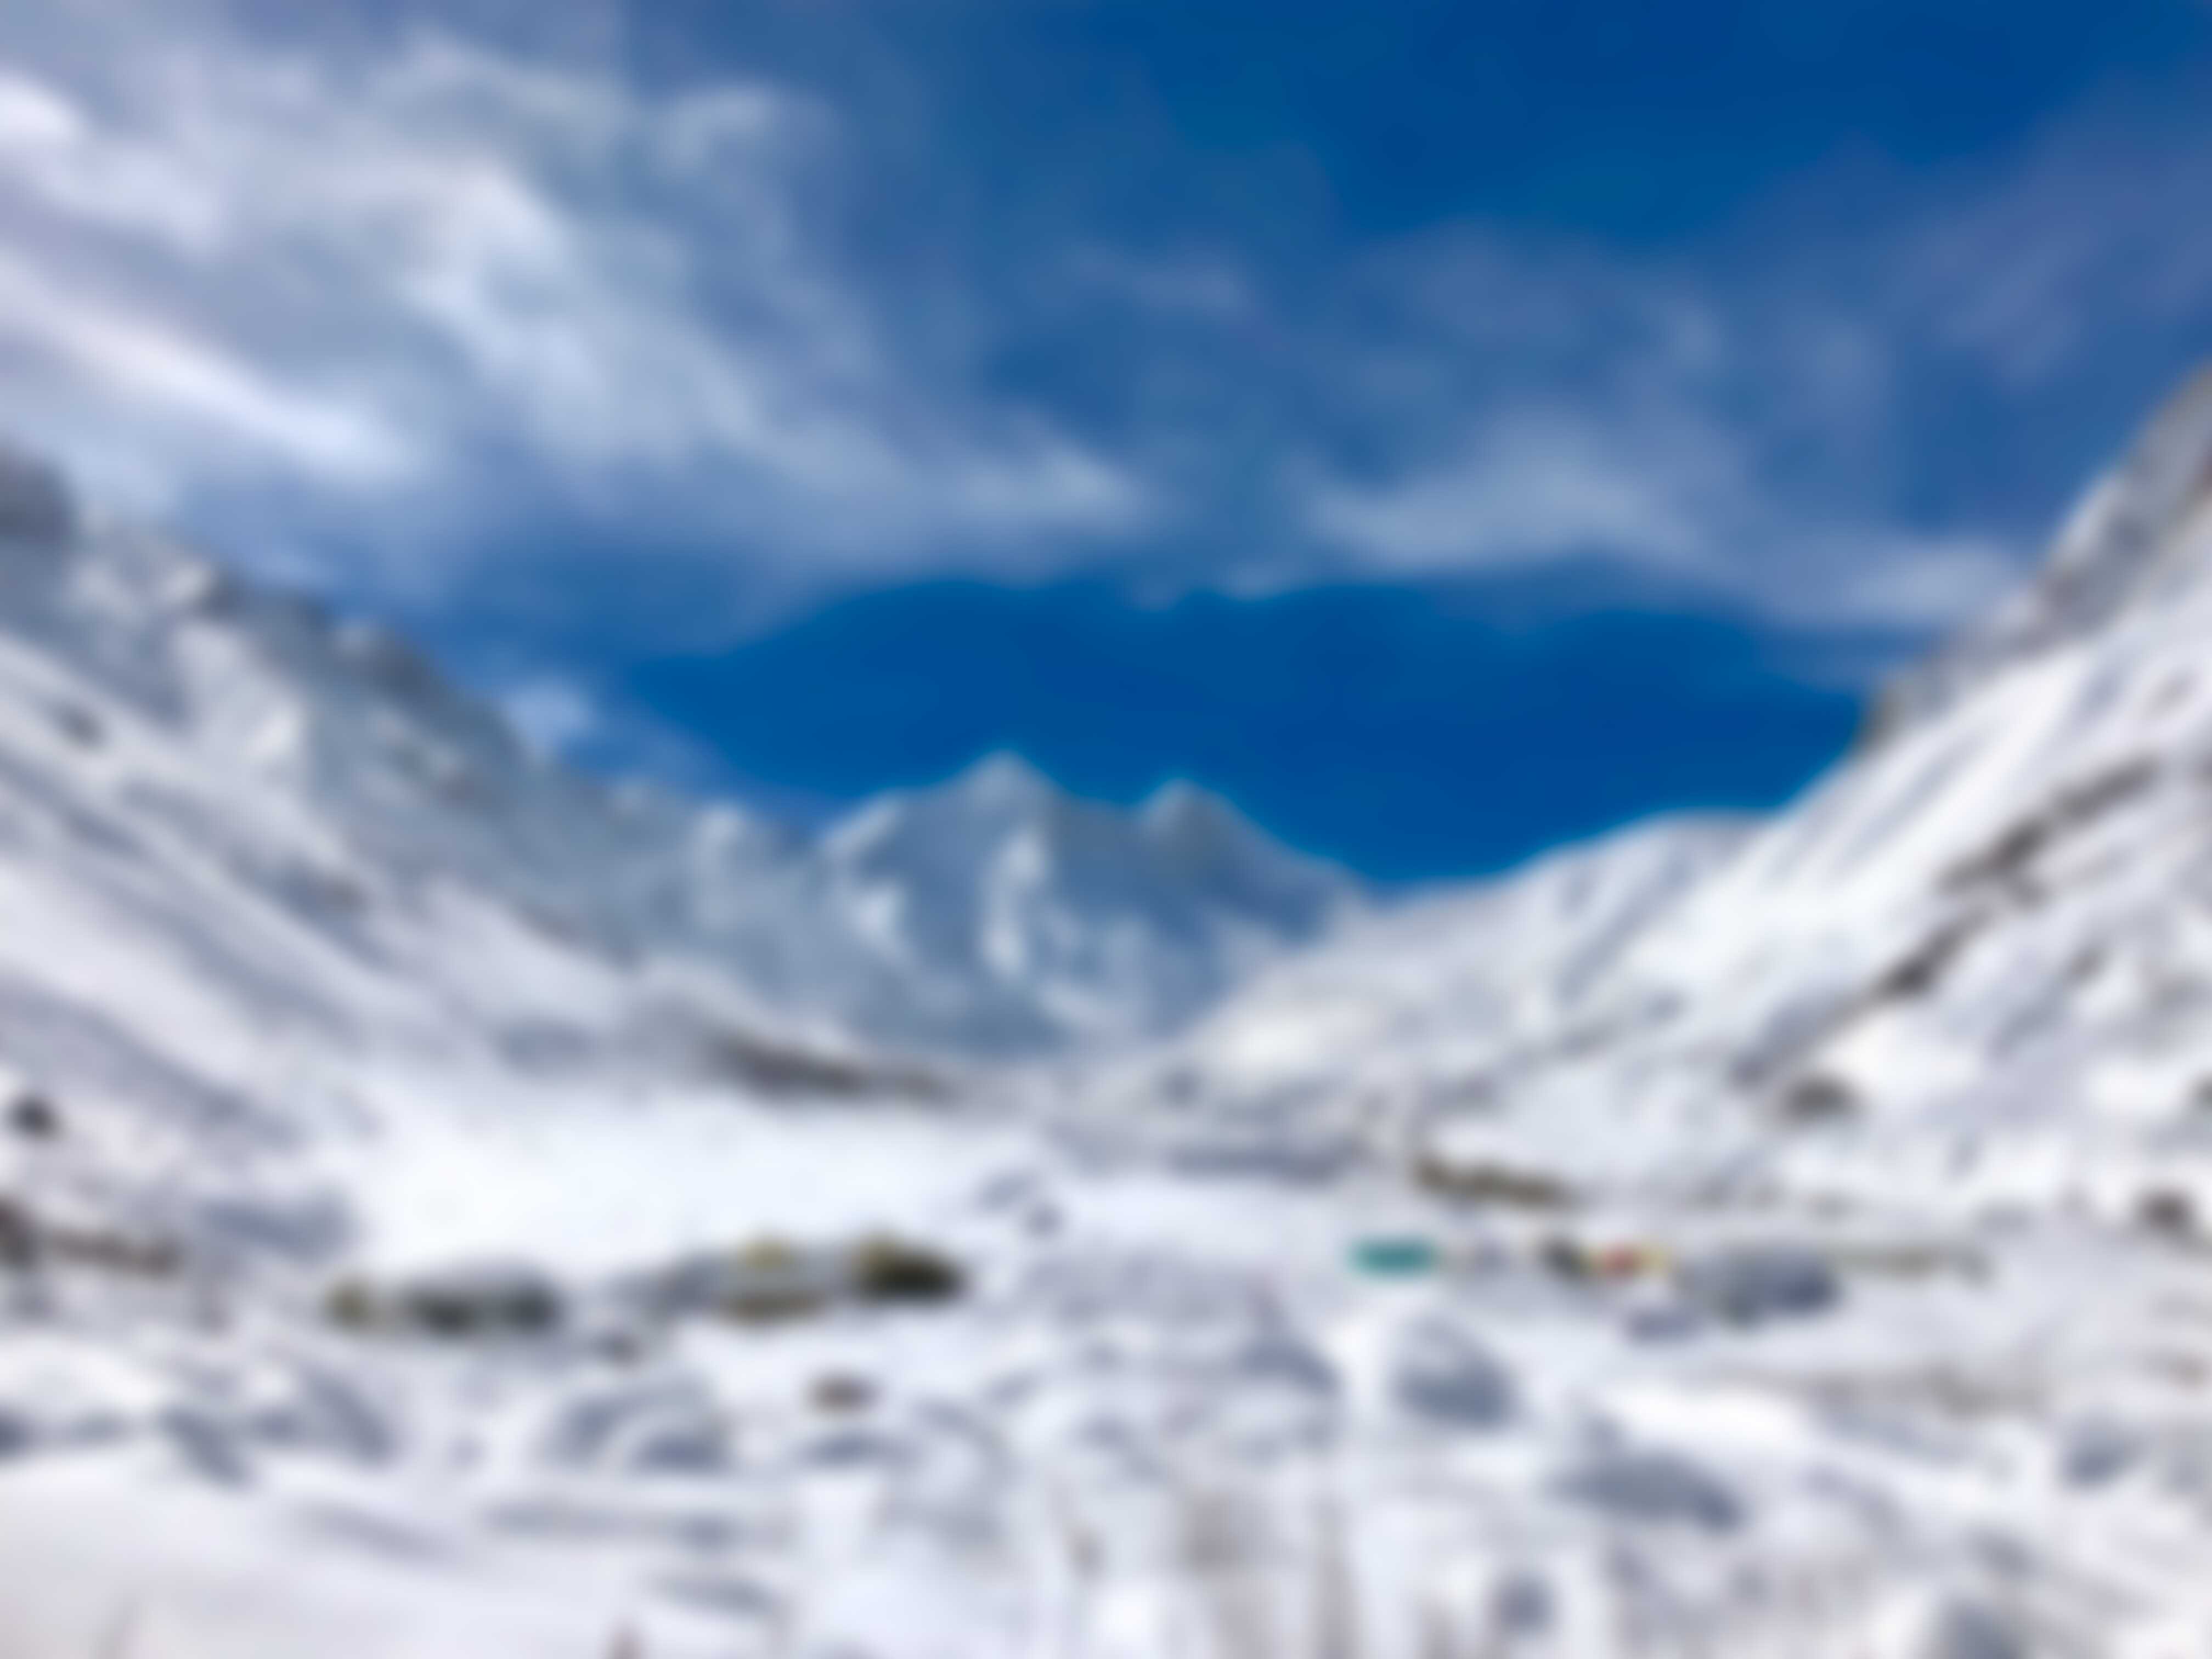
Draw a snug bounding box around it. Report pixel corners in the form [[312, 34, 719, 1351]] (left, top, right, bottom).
[[4, 2, 2212, 874]]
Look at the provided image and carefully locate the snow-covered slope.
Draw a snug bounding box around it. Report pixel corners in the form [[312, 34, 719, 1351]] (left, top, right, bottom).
[[0, 439, 1363, 1297], [0, 454, 1358, 1133], [1092, 815, 1751, 1135], [1871, 363, 2212, 734], [1139, 365, 2212, 1218]]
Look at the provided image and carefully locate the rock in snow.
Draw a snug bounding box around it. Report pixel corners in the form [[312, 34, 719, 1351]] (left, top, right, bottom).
[[1675, 1243, 1841, 1327], [1389, 1315, 1516, 1429]]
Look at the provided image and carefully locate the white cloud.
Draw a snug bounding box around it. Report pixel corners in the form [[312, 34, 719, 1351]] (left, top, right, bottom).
[[0, 11, 1146, 604], [1300, 397, 2027, 634], [1304, 409, 1719, 575], [0, 245, 416, 483], [1809, 534, 2022, 630], [1282, 111, 2212, 639], [0, 0, 2202, 662], [1893, 109, 2212, 387], [1263, 71, 2212, 642]]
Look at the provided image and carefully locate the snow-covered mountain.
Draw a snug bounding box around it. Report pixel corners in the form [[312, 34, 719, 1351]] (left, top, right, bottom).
[[1871, 363, 2212, 735], [0, 453, 1359, 1142], [792, 757, 1353, 1051], [1127, 363, 2212, 1218], [16, 375, 2212, 1659], [1086, 814, 1753, 1169]]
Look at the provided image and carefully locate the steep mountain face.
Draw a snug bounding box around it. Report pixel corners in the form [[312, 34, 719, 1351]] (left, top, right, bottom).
[[1141, 368, 2212, 1216], [1874, 364, 2212, 735], [0, 484, 760, 1247], [793, 758, 1353, 1050]]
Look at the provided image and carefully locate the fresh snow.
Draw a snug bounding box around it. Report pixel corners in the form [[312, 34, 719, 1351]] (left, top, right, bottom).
[[8, 366, 2212, 1657]]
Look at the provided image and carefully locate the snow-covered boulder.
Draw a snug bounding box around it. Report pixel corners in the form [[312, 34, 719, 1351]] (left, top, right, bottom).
[[1556, 1443, 1745, 1532], [1389, 1315, 1516, 1430]]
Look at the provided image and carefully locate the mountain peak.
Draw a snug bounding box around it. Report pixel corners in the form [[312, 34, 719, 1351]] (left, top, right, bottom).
[[819, 752, 1059, 867], [1874, 363, 2212, 735], [949, 750, 1056, 810], [1142, 778, 1293, 873], [797, 757, 1362, 1049], [1141, 777, 1230, 832], [2027, 362, 2212, 619]]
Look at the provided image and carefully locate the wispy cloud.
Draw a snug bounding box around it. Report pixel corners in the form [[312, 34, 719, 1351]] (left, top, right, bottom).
[[1299, 395, 2022, 634], [0, 241, 415, 482], [0, 9, 1145, 608], [1895, 100, 2212, 386], [0, 1, 2207, 664], [1304, 408, 1714, 576], [1286, 97, 2212, 634]]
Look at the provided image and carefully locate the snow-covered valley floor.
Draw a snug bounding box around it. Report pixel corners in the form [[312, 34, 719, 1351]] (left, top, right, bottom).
[[8, 1085, 2212, 1659]]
